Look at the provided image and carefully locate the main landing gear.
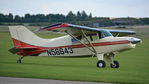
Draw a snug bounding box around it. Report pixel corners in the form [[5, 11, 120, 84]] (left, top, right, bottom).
[[17, 56, 24, 63], [97, 60, 106, 68], [96, 53, 119, 68]]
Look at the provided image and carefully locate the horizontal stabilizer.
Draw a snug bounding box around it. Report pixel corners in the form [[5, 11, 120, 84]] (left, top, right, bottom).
[[9, 47, 21, 54], [9, 47, 38, 54]]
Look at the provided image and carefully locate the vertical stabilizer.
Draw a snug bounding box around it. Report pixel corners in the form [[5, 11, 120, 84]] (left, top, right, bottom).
[[9, 26, 49, 47]]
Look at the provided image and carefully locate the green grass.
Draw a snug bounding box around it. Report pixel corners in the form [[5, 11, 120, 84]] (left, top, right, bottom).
[[0, 32, 149, 84]]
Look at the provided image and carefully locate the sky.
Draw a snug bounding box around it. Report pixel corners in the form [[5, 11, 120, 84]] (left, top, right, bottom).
[[0, 0, 149, 17]]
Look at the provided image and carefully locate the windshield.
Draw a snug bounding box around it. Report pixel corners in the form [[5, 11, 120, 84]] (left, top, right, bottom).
[[98, 30, 113, 39]]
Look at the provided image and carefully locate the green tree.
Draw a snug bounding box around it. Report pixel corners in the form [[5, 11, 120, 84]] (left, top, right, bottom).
[[0, 13, 5, 22], [66, 11, 76, 22], [89, 13, 92, 19], [25, 13, 31, 22], [14, 15, 22, 22], [140, 18, 149, 24], [8, 13, 13, 22], [77, 11, 82, 21], [81, 11, 88, 20]]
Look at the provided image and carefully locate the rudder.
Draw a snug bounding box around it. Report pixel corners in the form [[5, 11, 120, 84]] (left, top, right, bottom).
[[9, 26, 49, 47]]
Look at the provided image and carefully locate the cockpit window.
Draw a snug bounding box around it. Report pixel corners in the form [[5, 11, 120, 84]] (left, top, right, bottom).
[[72, 30, 112, 43], [75, 34, 97, 42], [76, 36, 82, 40], [98, 30, 113, 39]]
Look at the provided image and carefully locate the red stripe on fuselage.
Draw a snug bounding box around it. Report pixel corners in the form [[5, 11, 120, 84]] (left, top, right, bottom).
[[12, 38, 130, 56]]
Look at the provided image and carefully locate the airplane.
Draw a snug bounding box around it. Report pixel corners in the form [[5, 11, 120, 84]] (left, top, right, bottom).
[[8, 23, 142, 68]]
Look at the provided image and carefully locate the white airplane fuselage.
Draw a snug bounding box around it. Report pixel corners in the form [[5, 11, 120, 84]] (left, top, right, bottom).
[[37, 35, 135, 57], [9, 26, 140, 57]]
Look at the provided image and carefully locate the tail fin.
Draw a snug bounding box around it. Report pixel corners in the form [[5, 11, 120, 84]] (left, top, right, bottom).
[[9, 26, 48, 48], [9, 26, 48, 56]]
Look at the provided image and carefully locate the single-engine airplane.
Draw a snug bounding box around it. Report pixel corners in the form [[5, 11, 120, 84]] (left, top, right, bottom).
[[9, 23, 141, 68]]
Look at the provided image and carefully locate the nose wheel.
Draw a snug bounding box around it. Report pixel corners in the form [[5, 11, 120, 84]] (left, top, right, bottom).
[[110, 60, 119, 68]]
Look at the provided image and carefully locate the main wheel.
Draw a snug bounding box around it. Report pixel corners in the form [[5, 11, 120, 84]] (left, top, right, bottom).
[[97, 60, 106, 68], [17, 60, 22, 63], [110, 60, 119, 68]]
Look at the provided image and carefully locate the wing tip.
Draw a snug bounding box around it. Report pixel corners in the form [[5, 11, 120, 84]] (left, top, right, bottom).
[[38, 23, 69, 31]]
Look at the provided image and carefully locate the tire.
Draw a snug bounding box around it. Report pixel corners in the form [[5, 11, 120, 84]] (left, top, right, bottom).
[[17, 60, 21, 63], [110, 60, 119, 68], [97, 60, 106, 68]]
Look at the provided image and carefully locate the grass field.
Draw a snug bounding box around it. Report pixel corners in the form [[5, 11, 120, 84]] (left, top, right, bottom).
[[0, 26, 149, 84]]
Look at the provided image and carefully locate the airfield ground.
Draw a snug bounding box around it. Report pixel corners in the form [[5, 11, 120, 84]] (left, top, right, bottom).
[[0, 25, 149, 84]]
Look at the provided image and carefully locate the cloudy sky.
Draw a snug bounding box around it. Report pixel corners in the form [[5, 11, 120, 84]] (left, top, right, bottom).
[[0, 0, 149, 17]]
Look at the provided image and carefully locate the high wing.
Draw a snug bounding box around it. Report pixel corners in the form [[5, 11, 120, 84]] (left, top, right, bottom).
[[38, 23, 136, 37], [107, 29, 136, 37]]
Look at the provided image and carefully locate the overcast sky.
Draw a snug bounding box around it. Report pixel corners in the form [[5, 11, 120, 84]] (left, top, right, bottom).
[[0, 0, 149, 17]]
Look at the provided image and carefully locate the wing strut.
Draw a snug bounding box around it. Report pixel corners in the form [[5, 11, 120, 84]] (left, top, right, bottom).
[[66, 31, 95, 54], [115, 33, 119, 37], [66, 30, 98, 57], [81, 29, 98, 56]]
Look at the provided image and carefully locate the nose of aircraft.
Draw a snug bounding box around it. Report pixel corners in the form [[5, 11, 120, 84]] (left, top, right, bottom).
[[129, 37, 142, 44]]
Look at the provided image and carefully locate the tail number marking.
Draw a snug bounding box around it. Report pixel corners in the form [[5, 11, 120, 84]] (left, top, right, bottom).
[[46, 47, 73, 56]]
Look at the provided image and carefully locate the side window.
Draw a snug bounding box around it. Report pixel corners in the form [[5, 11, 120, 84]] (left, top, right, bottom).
[[76, 36, 82, 40], [98, 31, 113, 39], [74, 33, 99, 42], [85, 35, 92, 42], [98, 31, 102, 39], [98, 31, 105, 39], [88, 34, 93, 41], [87, 34, 98, 41], [92, 34, 98, 41], [71, 36, 82, 43]]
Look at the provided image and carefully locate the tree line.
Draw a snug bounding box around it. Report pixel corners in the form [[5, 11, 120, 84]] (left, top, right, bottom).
[[0, 11, 92, 23], [0, 11, 149, 27]]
